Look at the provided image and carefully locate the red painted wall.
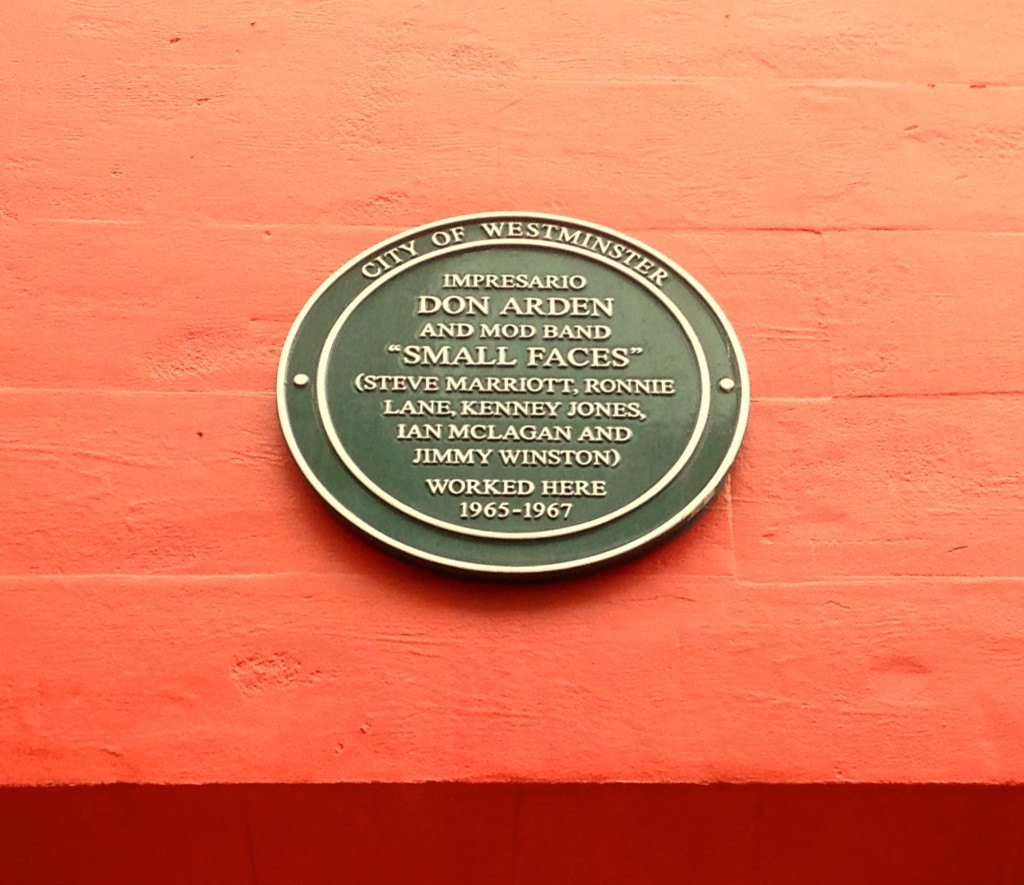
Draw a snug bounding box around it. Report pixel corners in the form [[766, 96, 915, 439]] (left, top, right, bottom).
[[3, 0, 1024, 787]]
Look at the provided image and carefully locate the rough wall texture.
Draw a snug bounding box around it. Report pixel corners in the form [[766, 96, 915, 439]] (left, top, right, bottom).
[[3, 0, 1024, 785]]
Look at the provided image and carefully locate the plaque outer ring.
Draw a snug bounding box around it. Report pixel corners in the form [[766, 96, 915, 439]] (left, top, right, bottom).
[[278, 212, 750, 579]]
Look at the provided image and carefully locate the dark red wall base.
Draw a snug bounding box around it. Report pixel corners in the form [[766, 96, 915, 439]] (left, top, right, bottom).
[[3, 783, 1023, 883]]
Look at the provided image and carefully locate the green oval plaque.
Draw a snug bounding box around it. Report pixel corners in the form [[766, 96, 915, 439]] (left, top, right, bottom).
[[278, 213, 749, 578]]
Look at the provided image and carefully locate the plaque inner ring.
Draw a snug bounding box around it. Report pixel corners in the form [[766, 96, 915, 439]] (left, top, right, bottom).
[[315, 239, 711, 540]]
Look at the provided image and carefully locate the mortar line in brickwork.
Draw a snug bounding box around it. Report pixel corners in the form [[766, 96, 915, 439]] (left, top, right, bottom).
[[208, 72, 1023, 89], [635, 226, 1024, 235], [0, 573, 738, 586], [750, 396, 834, 402], [22, 220, 1024, 236], [836, 390, 1024, 400], [817, 233, 838, 401], [17, 58, 1023, 88], [0, 387, 276, 397], [9, 389, 1021, 404], [28, 219, 145, 226], [0, 389, 832, 402], [2, 573, 1020, 585], [754, 392, 1024, 402], [734, 575, 1024, 587], [0, 572, 420, 582], [451, 76, 1024, 89], [724, 477, 739, 580], [0, 388, 832, 400]]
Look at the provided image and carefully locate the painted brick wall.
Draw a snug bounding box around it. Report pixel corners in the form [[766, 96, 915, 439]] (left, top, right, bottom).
[[3, 0, 1024, 785]]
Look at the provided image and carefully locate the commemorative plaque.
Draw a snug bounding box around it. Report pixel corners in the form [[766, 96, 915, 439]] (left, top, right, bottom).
[[278, 213, 748, 578]]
